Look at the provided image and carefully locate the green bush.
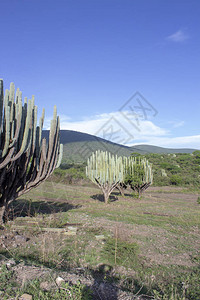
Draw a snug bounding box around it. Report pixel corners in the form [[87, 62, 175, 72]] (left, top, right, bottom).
[[170, 175, 183, 185]]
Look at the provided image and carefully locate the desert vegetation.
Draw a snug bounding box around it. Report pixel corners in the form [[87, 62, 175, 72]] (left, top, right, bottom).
[[86, 151, 153, 202], [0, 154, 199, 298], [0, 81, 199, 299]]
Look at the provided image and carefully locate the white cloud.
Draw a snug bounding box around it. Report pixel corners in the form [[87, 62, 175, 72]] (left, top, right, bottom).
[[57, 111, 168, 144], [166, 30, 189, 42], [43, 111, 199, 149]]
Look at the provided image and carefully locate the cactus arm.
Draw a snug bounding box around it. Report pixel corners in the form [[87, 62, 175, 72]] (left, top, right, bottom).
[[2, 103, 10, 158], [56, 143, 63, 168], [0, 148, 15, 168], [11, 99, 32, 161], [0, 79, 4, 138]]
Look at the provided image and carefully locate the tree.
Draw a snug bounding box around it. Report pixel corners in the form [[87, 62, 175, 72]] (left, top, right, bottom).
[[123, 156, 153, 198], [86, 150, 123, 204], [0, 80, 63, 224]]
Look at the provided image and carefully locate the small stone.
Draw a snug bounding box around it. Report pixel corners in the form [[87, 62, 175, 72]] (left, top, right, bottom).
[[15, 235, 28, 243], [40, 281, 51, 291], [56, 276, 65, 286], [67, 226, 77, 231], [19, 294, 33, 300], [12, 242, 18, 248], [95, 235, 105, 240], [6, 259, 16, 269]]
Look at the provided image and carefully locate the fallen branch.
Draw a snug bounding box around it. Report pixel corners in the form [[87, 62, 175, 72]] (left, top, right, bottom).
[[10, 224, 77, 235]]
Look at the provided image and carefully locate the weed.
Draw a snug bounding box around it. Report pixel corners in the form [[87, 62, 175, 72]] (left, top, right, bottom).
[[101, 237, 139, 268], [20, 279, 92, 300], [0, 264, 18, 298]]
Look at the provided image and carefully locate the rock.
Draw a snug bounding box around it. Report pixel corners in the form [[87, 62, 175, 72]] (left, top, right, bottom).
[[15, 235, 29, 243], [56, 276, 65, 286], [95, 235, 105, 240], [6, 259, 16, 269], [99, 282, 106, 292], [40, 281, 51, 291], [19, 294, 33, 300], [67, 226, 77, 231]]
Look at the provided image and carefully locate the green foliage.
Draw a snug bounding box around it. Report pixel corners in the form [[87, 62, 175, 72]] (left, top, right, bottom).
[[152, 257, 200, 300], [197, 196, 200, 204], [123, 156, 153, 196], [52, 165, 87, 184], [170, 175, 183, 186], [0, 271, 92, 300], [130, 152, 200, 187], [101, 238, 139, 268], [61, 150, 200, 188], [125, 163, 145, 187], [0, 264, 18, 298], [21, 279, 92, 300]]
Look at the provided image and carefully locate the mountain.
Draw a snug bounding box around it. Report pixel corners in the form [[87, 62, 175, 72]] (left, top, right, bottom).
[[129, 144, 196, 154], [42, 130, 198, 163]]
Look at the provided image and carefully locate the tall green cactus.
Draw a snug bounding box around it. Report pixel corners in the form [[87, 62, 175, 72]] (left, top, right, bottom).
[[123, 156, 153, 198], [86, 150, 124, 204], [0, 80, 63, 224]]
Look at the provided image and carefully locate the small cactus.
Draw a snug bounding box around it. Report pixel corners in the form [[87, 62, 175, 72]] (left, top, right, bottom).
[[86, 150, 124, 204], [123, 156, 153, 198]]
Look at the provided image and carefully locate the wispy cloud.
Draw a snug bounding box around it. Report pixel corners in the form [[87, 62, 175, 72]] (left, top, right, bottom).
[[130, 135, 200, 150], [166, 30, 189, 42], [168, 120, 185, 128]]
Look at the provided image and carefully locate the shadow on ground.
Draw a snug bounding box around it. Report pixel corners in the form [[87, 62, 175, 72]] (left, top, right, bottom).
[[91, 194, 118, 203], [84, 264, 148, 299], [6, 198, 81, 220]]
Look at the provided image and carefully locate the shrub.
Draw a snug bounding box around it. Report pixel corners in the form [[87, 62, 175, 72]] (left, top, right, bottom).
[[170, 175, 183, 185]]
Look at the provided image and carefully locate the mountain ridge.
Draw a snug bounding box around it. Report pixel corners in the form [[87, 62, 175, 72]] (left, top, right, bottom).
[[42, 130, 198, 163]]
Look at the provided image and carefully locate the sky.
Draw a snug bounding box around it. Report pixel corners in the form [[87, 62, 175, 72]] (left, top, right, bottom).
[[1, 0, 200, 149]]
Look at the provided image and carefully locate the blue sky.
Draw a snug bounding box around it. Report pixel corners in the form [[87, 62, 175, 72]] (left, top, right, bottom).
[[1, 0, 200, 149]]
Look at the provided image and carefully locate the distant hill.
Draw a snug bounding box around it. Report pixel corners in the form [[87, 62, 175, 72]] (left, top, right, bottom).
[[129, 144, 196, 154], [42, 130, 198, 163]]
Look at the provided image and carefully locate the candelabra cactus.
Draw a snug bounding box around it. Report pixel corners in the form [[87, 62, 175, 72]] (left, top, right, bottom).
[[0, 80, 63, 224], [86, 150, 124, 204], [123, 156, 153, 198]]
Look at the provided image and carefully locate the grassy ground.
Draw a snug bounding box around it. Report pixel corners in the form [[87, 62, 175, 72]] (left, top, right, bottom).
[[0, 179, 200, 299]]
